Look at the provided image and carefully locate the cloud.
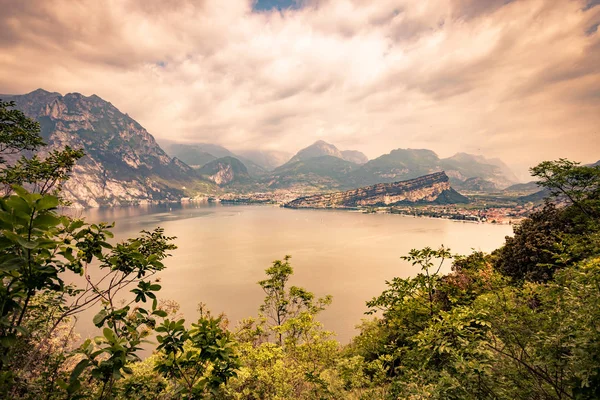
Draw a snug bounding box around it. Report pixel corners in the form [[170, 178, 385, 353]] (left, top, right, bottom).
[[0, 0, 598, 180]]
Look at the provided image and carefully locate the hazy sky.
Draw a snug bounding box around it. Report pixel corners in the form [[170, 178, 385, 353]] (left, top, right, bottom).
[[0, 0, 598, 179]]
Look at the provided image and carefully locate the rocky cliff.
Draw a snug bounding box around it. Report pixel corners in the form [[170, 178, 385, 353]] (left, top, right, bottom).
[[198, 156, 250, 186], [284, 172, 468, 208], [2, 89, 208, 207]]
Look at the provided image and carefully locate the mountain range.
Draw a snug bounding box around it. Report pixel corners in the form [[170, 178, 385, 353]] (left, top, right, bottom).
[[264, 142, 518, 192], [1, 89, 524, 206]]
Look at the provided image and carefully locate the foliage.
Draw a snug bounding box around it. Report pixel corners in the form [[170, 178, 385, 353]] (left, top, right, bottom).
[[0, 100, 83, 196], [495, 160, 600, 283], [154, 314, 240, 399], [223, 256, 342, 399], [0, 100, 45, 163], [531, 159, 600, 217], [344, 160, 600, 399], [0, 184, 179, 398], [257, 255, 332, 345], [0, 146, 85, 196], [494, 204, 569, 282]]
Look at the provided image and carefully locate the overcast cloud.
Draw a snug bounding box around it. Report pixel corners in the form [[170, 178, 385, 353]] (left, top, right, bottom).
[[0, 0, 598, 179]]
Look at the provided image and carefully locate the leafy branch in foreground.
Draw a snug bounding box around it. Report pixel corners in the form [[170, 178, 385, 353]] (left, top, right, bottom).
[[0, 184, 178, 398]]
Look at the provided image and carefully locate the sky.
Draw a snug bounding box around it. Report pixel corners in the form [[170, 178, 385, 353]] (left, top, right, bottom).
[[0, 0, 599, 180]]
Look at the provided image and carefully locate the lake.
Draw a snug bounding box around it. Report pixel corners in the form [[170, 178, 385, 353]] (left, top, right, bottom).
[[67, 202, 513, 343]]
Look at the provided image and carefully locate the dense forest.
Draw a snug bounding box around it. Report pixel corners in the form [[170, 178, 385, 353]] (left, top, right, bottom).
[[1, 100, 599, 399]]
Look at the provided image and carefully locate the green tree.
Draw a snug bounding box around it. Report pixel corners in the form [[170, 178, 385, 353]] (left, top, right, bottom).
[[224, 256, 340, 399], [0, 100, 83, 196], [494, 204, 568, 282], [0, 97, 184, 399], [0, 186, 178, 397], [0, 100, 44, 162], [258, 255, 332, 345], [154, 313, 240, 399], [531, 159, 600, 217]]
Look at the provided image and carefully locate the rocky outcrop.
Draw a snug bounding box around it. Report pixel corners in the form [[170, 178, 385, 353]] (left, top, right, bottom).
[[285, 172, 468, 208], [2, 89, 206, 207], [198, 156, 250, 186]]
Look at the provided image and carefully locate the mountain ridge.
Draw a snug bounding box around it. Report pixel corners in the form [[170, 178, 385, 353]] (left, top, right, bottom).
[[285, 171, 468, 208], [1, 89, 213, 207]]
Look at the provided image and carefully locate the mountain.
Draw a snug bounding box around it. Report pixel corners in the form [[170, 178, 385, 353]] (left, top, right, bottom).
[[198, 156, 250, 186], [288, 140, 344, 163], [341, 150, 369, 164], [503, 181, 541, 195], [352, 149, 441, 185], [266, 156, 358, 190], [160, 140, 266, 177], [439, 153, 515, 189], [263, 140, 367, 189], [160, 142, 217, 168], [483, 157, 520, 183], [287, 140, 369, 165], [235, 149, 292, 170], [2, 89, 211, 207], [453, 177, 499, 192], [265, 145, 518, 192], [347, 149, 517, 189], [285, 172, 468, 208], [519, 188, 551, 203]]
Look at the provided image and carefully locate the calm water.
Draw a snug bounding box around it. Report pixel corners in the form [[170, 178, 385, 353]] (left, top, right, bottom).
[[67, 203, 513, 343]]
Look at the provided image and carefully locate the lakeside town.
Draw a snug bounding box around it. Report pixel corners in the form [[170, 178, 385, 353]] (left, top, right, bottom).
[[185, 190, 542, 225]]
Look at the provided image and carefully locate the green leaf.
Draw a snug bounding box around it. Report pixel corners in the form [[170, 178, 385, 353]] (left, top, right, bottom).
[[16, 237, 38, 249], [93, 310, 108, 327], [33, 214, 61, 228], [0, 334, 16, 348], [11, 185, 28, 197], [69, 219, 85, 230], [6, 196, 31, 214], [35, 195, 59, 211], [70, 359, 90, 382], [103, 327, 116, 343], [153, 310, 168, 318]]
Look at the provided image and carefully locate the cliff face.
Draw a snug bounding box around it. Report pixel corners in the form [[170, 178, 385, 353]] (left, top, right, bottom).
[[285, 172, 468, 208], [2, 89, 204, 207]]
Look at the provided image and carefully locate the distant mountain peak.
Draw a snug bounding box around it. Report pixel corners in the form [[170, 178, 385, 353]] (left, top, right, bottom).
[[287, 140, 368, 165], [29, 88, 55, 95], [289, 140, 343, 163]]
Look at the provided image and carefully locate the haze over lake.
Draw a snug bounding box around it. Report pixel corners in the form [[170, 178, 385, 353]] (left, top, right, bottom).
[[70, 203, 513, 343]]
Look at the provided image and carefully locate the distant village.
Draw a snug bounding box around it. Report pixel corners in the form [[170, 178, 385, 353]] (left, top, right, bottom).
[[184, 190, 541, 225]]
